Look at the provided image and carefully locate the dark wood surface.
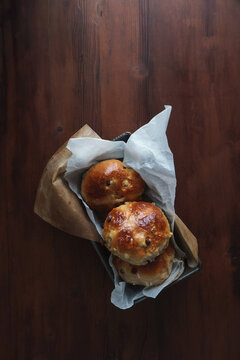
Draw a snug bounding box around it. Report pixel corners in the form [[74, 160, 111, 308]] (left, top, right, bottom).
[[1, 0, 240, 359]]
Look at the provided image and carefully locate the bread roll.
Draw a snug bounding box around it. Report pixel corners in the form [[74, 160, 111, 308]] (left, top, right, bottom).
[[81, 159, 145, 213], [112, 243, 175, 286], [103, 201, 172, 265]]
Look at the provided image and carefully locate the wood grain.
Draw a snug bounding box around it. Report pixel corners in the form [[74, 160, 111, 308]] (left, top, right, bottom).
[[1, 0, 240, 359]]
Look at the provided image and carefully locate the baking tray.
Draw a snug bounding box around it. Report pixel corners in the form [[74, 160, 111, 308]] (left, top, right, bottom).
[[91, 132, 201, 304]]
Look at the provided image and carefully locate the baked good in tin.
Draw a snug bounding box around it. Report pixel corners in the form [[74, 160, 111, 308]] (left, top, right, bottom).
[[112, 243, 175, 286], [81, 159, 145, 213], [102, 201, 172, 265]]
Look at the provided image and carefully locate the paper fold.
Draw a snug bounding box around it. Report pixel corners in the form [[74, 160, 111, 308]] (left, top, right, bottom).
[[64, 106, 185, 309], [34, 125, 101, 241], [34, 107, 199, 310]]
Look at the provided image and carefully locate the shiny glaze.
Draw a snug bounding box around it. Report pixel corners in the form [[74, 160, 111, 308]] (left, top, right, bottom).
[[112, 243, 175, 285], [81, 159, 145, 213], [103, 201, 172, 265]]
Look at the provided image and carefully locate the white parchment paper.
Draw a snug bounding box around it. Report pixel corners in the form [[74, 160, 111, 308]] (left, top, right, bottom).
[[65, 106, 184, 309]]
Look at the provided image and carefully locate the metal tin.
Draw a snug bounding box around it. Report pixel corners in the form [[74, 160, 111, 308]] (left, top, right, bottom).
[[91, 132, 201, 304]]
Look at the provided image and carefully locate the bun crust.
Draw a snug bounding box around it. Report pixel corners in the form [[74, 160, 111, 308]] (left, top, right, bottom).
[[103, 201, 172, 265], [81, 160, 145, 213], [112, 243, 175, 286]]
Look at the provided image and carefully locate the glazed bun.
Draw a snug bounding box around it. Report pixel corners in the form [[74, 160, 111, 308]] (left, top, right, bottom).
[[81, 159, 145, 213], [112, 243, 175, 286], [102, 201, 172, 265]]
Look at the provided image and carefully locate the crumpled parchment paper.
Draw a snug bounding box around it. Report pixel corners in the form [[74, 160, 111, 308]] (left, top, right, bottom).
[[64, 106, 184, 309]]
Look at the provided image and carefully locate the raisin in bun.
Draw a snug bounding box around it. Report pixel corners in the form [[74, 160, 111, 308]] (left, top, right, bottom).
[[112, 243, 175, 286], [102, 201, 173, 265], [81, 159, 145, 213]]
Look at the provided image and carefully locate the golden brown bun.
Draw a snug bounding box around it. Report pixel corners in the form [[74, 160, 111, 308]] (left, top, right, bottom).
[[112, 243, 175, 286], [81, 159, 145, 213], [102, 201, 172, 265]]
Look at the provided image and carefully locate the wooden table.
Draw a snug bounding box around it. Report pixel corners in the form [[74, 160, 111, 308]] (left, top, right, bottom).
[[1, 1, 240, 359]]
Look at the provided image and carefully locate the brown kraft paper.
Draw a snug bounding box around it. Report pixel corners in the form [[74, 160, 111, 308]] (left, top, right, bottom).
[[34, 124, 198, 267], [34, 124, 101, 242]]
